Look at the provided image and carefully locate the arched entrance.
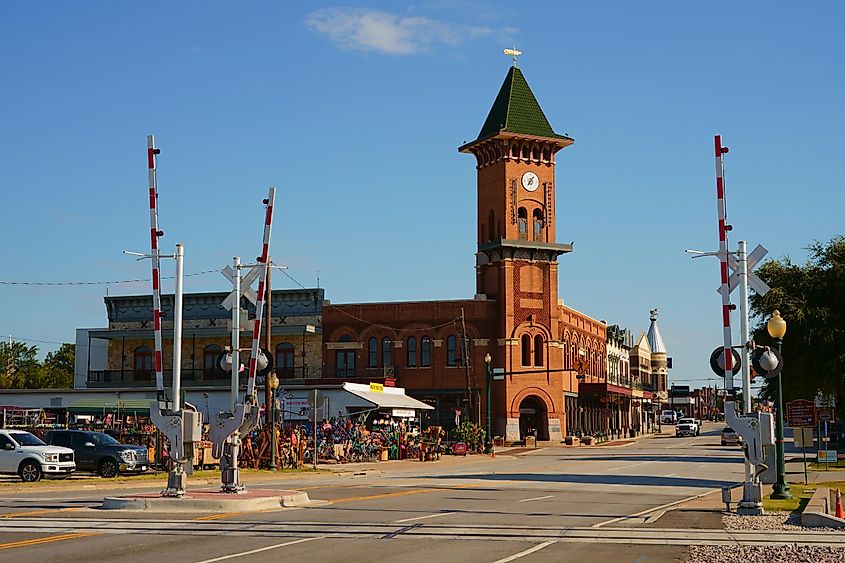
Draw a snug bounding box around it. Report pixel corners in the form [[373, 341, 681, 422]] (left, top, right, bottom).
[[518, 396, 549, 441]]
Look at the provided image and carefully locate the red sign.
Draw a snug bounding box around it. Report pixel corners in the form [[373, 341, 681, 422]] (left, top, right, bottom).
[[817, 407, 836, 423], [786, 399, 816, 427], [602, 408, 612, 418], [452, 442, 468, 456]]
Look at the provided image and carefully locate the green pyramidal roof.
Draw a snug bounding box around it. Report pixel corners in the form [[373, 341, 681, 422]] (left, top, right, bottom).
[[474, 66, 570, 142]]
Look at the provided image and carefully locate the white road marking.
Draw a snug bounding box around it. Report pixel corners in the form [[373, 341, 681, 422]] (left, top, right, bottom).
[[194, 536, 323, 563], [662, 473, 678, 478], [395, 512, 456, 523], [492, 541, 556, 562], [591, 489, 720, 528], [605, 460, 656, 471], [517, 495, 554, 503]]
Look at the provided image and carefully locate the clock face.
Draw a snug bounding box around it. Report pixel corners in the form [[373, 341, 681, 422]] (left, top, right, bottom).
[[521, 171, 539, 192]]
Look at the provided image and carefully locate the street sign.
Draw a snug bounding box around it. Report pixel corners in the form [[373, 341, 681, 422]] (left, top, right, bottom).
[[815, 392, 837, 408], [220, 264, 261, 310], [786, 399, 816, 428], [492, 374, 505, 381], [818, 450, 838, 463], [725, 244, 770, 296], [817, 407, 836, 423]]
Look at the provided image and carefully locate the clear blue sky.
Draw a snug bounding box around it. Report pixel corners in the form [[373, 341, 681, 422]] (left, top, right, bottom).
[[1, 1, 842, 392]]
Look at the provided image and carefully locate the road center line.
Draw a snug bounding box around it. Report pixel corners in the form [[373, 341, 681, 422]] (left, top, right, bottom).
[[395, 511, 456, 523], [604, 460, 655, 471], [517, 495, 554, 503], [492, 541, 556, 563], [0, 532, 99, 551], [194, 536, 324, 563]]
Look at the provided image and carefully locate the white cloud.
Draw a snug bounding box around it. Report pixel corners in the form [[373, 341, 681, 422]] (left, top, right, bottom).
[[306, 7, 492, 55]]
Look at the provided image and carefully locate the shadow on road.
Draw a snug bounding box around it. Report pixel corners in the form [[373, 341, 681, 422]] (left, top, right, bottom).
[[419, 473, 735, 489], [563, 455, 740, 464]]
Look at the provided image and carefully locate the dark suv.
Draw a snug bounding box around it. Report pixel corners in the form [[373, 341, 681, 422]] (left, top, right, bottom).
[[44, 430, 149, 478]]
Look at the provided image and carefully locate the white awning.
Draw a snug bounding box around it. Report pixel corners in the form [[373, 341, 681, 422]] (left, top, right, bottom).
[[343, 383, 433, 410]]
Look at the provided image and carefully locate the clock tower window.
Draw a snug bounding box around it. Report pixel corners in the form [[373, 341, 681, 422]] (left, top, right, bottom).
[[532, 209, 544, 242], [534, 335, 545, 367], [521, 334, 531, 366], [517, 208, 528, 240]]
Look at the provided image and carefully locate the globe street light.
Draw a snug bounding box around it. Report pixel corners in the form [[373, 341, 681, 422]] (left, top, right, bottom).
[[767, 310, 791, 499], [268, 373, 280, 471], [484, 353, 493, 454]]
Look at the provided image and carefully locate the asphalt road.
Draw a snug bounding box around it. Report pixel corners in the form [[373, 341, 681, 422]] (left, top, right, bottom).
[[0, 423, 757, 562]]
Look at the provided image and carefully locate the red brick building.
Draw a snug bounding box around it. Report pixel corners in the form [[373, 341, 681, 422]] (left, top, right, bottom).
[[322, 65, 607, 442]]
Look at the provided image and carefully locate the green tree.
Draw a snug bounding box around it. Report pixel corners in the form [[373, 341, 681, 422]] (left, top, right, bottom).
[[749, 236, 845, 416], [41, 343, 75, 388], [0, 340, 42, 389]]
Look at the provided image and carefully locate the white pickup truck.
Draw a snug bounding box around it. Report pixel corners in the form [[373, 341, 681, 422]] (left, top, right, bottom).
[[675, 418, 700, 437], [0, 429, 76, 482]]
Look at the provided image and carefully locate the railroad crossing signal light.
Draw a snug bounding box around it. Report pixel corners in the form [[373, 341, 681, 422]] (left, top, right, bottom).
[[751, 347, 783, 380], [255, 348, 274, 378]]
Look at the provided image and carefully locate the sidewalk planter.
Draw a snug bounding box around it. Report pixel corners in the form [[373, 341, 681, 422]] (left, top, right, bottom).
[[493, 437, 505, 447], [524, 436, 536, 448], [581, 436, 593, 445], [564, 436, 578, 446]]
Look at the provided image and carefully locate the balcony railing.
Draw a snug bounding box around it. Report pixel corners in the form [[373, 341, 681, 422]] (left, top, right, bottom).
[[88, 366, 325, 387]]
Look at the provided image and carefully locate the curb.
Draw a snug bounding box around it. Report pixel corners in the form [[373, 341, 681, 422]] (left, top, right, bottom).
[[101, 490, 311, 512]]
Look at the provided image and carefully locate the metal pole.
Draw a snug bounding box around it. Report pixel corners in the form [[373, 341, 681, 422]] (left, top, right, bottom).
[[172, 243, 184, 411], [802, 436, 808, 485], [313, 389, 318, 470], [268, 384, 277, 471], [231, 256, 241, 409], [772, 338, 791, 498], [737, 241, 756, 496], [485, 359, 492, 454]]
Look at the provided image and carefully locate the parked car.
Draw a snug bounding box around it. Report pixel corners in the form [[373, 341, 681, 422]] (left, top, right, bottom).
[[720, 426, 743, 446], [0, 429, 75, 482], [660, 411, 678, 424], [44, 430, 149, 478], [676, 418, 700, 437]]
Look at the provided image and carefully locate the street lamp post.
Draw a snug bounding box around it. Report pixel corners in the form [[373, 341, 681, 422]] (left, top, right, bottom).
[[268, 374, 279, 471], [484, 353, 492, 454], [768, 310, 791, 499]]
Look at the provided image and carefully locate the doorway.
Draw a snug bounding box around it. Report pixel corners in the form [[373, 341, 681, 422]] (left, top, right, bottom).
[[518, 396, 549, 441]]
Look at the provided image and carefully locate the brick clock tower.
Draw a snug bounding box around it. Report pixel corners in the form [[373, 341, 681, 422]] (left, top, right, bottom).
[[460, 64, 575, 442]]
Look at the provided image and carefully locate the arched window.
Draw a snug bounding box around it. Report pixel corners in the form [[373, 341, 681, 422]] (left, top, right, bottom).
[[521, 145, 529, 159], [336, 334, 355, 377], [275, 343, 294, 378], [202, 344, 220, 377], [533, 209, 544, 241], [517, 207, 528, 240], [534, 335, 544, 366], [368, 337, 378, 368], [488, 210, 495, 242], [407, 336, 417, 367], [511, 144, 519, 158], [421, 336, 431, 367], [532, 146, 540, 160], [134, 346, 153, 381], [382, 337, 392, 367], [446, 335, 457, 366], [521, 335, 531, 366]]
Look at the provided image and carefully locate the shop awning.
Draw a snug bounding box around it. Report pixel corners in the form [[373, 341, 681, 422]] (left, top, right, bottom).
[[579, 382, 633, 397], [342, 384, 434, 411], [67, 398, 151, 416]]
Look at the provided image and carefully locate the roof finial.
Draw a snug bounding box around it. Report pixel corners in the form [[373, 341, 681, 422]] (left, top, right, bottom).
[[503, 47, 522, 67], [650, 308, 659, 321]]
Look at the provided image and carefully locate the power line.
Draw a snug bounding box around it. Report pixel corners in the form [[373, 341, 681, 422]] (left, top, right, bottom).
[[0, 269, 220, 287]]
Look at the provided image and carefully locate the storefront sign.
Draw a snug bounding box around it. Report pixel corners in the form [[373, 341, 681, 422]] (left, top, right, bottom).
[[815, 392, 837, 408], [392, 408, 415, 418], [452, 442, 468, 455], [786, 399, 816, 427], [369, 382, 384, 393], [283, 398, 311, 420]]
